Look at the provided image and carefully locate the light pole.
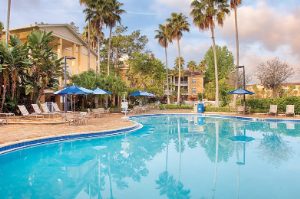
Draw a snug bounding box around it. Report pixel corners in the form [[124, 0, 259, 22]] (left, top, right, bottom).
[[63, 56, 76, 112], [6, 0, 11, 46], [237, 66, 246, 114]]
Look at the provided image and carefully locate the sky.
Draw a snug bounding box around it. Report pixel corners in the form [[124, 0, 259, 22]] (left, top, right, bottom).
[[0, 0, 299, 83]]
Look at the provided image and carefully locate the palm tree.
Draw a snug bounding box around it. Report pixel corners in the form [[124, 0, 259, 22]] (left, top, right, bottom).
[[80, 0, 93, 69], [187, 61, 197, 72], [155, 24, 172, 104], [0, 21, 4, 39], [167, 13, 190, 104], [0, 35, 30, 111], [84, 0, 109, 73], [104, 0, 125, 76], [190, 0, 230, 107], [82, 24, 104, 73], [5, 0, 11, 45], [231, 0, 242, 107]]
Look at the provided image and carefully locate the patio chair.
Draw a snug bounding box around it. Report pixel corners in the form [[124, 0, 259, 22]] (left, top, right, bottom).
[[0, 118, 7, 125], [41, 103, 61, 117], [236, 106, 251, 114], [53, 103, 63, 113], [90, 108, 102, 118], [268, 105, 277, 115], [17, 105, 44, 118], [32, 104, 52, 117], [286, 105, 295, 117]]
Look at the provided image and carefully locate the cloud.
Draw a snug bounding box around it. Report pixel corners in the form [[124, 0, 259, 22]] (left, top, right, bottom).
[[220, 1, 300, 82]]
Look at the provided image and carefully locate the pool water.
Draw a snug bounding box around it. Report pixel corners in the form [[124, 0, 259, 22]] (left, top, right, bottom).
[[0, 115, 300, 199]]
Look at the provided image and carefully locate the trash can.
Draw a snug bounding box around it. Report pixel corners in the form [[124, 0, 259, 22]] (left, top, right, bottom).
[[197, 103, 205, 113]]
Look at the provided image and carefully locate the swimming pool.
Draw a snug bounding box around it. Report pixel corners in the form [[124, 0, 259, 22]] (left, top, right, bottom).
[[0, 114, 299, 198]]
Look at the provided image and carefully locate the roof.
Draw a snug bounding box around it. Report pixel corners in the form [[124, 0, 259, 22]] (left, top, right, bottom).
[[6, 23, 97, 56]]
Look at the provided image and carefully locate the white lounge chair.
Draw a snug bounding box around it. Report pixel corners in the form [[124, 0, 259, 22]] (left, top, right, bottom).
[[286, 105, 295, 117], [41, 103, 61, 117], [18, 105, 43, 118], [268, 105, 277, 115], [53, 102, 64, 113], [0, 119, 7, 125], [32, 104, 53, 117]]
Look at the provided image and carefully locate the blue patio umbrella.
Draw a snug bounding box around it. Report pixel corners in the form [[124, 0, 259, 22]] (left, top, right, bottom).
[[54, 85, 93, 95], [93, 87, 112, 95], [130, 90, 155, 97], [54, 85, 93, 112], [228, 88, 254, 95], [228, 88, 254, 114]]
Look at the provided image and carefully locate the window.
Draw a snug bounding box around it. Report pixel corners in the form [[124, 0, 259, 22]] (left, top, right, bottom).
[[192, 88, 197, 94], [192, 78, 196, 84]]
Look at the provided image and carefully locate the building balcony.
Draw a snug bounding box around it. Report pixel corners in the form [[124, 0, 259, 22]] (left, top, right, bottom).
[[173, 81, 188, 86]]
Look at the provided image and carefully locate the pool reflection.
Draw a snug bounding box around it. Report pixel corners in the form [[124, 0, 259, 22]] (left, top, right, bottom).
[[0, 115, 299, 198]]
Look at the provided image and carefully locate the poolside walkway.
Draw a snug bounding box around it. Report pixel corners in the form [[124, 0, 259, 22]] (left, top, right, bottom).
[[0, 114, 134, 147]]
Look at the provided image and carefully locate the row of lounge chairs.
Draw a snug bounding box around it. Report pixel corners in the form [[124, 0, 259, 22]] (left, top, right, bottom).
[[268, 105, 295, 116], [237, 104, 295, 116]]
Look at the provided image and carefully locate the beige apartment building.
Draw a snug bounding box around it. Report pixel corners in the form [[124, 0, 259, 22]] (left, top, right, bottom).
[[247, 83, 300, 98], [2, 23, 98, 107], [169, 70, 204, 102]]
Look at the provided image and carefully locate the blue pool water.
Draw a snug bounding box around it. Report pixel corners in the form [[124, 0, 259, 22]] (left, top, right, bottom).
[[0, 115, 300, 199]]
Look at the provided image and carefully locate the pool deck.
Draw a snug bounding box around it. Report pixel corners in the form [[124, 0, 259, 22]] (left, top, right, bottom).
[[0, 113, 134, 148], [0, 110, 299, 148]]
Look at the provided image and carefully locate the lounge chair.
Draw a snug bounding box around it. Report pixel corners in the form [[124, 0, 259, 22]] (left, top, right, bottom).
[[268, 105, 277, 115], [0, 118, 7, 125], [17, 105, 44, 118], [236, 106, 251, 114], [286, 105, 295, 117], [41, 103, 61, 117], [52, 102, 64, 113], [32, 104, 53, 117]]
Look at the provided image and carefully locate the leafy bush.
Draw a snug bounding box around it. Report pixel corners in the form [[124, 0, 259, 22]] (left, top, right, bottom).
[[205, 106, 233, 112], [159, 104, 193, 110], [247, 97, 300, 114]]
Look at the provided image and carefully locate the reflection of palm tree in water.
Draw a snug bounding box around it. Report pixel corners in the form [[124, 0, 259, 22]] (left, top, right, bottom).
[[212, 121, 219, 199], [156, 116, 191, 199]]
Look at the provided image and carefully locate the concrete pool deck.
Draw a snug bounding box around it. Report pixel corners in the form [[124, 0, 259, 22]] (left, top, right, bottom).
[[0, 110, 299, 148], [0, 113, 134, 147]]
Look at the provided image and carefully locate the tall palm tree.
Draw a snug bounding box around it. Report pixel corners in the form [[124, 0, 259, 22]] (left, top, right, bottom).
[[6, 0, 11, 45], [155, 24, 172, 104], [83, 0, 108, 72], [104, 0, 125, 76], [80, 0, 92, 69], [167, 13, 190, 104], [0, 22, 4, 39], [82, 24, 104, 73], [231, 0, 242, 107], [190, 0, 229, 107]]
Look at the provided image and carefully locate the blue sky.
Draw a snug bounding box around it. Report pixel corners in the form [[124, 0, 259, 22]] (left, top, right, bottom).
[[0, 0, 299, 82]]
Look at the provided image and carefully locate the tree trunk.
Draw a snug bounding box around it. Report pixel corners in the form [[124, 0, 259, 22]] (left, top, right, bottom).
[[5, 0, 11, 45], [36, 87, 44, 104], [176, 38, 181, 104], [165, 46, 170, 104], [11, 69, 17, 100], [210, 27, 219, 107], [0, 80, 7, 112], [97, 36, 101, 74], [233, 6, 240, 108], [87, 20, 91, 70], [107, 26, 113, 76]]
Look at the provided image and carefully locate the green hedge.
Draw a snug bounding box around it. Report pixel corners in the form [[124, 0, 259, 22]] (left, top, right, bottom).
[[159, 104, 193, 110], [205, 106, 233, 112], [247, 97, 300, 114]]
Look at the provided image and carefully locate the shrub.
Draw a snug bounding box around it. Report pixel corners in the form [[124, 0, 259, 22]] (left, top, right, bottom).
[[159, 104, 193, 110], [205, 106, 233, 112], [247, 97, 300, 114]]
